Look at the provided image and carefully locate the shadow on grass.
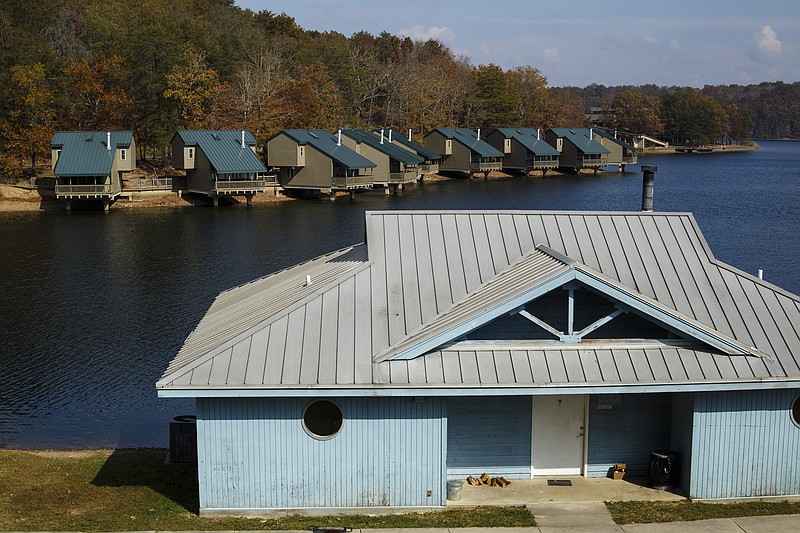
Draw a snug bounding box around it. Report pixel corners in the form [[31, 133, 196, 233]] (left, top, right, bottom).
[[91, 449, 200, 514]]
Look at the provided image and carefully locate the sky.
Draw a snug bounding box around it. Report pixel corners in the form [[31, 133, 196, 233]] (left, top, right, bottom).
[[234, 0, 799, 88]]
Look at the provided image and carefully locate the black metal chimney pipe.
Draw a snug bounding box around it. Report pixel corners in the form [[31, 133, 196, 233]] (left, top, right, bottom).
[[641, 165, 657, 212]]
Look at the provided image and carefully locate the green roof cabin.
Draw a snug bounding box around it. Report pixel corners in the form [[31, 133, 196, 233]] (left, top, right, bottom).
[[545, 128, 610, 174], [339, 129, 423, 192], [424, 128, 503, 177], [171, 130, 271, 207], [486, 128, 561, 175], [266, 130, 376, 198], [592, 129, 639, 171], [383, 129, 442, 177], [50, 131, 135, 210]]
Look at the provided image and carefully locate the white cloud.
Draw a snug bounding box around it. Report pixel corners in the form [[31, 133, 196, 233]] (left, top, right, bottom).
[[753, 25, 782, 58], [542, 47, 561, 64], [397, 24, 455, 43], [669, 39, 682, 52], [642, 34, 658, 45]]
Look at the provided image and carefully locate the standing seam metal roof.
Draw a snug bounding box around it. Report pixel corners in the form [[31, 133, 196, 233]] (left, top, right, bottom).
[[158, 211, 800, 391], [593, 128, 639, 152], [277, 130, 377, 169], [548, 128, 610, 155], [431, 128, 504, 158], [384, 131, 442, 161], [174, 130, 267, 174], [494, 128, 561, 156], [341, 129, 424, 165], [51, 131, 133, 176]]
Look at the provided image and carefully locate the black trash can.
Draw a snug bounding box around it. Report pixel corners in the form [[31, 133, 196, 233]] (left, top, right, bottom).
[[649, 450, 679, 489], [169, 415, 197, 464]]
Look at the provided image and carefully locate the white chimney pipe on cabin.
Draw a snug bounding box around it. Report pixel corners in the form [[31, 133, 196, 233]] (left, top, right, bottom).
[[337, 129, 342, 146], [758, 269, 764, 280], [477, 128, 481, 140], [106, 131, 111, 151], [380, 129, 385, 144], [408, 128, 412, 141], [388, 129, 392, 143], [537, 129, 540, 140], [241, 130, 245, 149]]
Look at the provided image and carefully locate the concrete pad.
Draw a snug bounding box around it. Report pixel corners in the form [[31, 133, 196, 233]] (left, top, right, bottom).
[[361, 529, 449, 533], [620, 517, 742, 532], [732, 513, 800, 532], [529, 501, 623, 532], [449, 477, 684, 507]]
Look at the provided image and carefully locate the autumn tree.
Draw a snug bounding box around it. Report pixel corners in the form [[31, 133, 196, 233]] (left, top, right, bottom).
[[280, 63, 345, 131], [605, 89, 663, 135], [63, 53, 133, 130], [543, 88, 586, 129], [0, 63, 55, 175], [164, 46, 228, 129], [506, 65, 550, 127]]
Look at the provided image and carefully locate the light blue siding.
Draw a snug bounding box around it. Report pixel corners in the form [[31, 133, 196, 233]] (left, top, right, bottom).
[[690, 389, 800, 499], [587, 393, 672, 477], [196, 396, 445, 512], [446, 396, 532, 478]]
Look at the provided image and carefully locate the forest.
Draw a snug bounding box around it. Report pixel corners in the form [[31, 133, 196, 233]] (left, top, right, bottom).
[[1, 0, 798, 177]]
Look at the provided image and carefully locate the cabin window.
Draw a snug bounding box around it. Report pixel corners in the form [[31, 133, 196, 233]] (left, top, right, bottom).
[[188, 148, 194, 159], [303, 399, 343, 440], [556, 138, 563, 152], [120, 149, 126, 161], [792, 395, 800, 428], [299, 146, 304, 157]]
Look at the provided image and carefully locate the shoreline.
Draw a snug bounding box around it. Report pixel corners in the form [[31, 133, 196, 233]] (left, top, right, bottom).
[[0, 146, 758, 213]]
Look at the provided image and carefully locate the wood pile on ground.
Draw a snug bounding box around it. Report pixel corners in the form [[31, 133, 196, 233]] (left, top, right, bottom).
[[466, 473, 511, 487]]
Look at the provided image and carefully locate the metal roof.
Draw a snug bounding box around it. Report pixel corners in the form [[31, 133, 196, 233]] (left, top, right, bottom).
[[276, 130, 377, 169], [548, 128, 610, 155], [494, 128, 561, 156], [51, 131, 133, 177], [592, 129, 639, 152], [385, 131, 441, 161], [158, 211, 800, 393], [429, 128, 504, 158], [174, 130, 266, 174], [341, 129, 424, 166]]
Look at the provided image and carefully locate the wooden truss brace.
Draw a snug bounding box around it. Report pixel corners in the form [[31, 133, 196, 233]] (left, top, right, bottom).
[[514, 285, 626, 342]]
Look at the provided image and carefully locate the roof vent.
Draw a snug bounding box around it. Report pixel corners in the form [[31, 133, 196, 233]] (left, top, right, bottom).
[[309, 132, 319, 139], [212, 132, 221, 140], [85, 133, 93, 142]]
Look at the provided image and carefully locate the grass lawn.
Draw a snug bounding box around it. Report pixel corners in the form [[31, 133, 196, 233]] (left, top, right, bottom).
[[607, 499, 800, 524], [0, 449, 535, 531]]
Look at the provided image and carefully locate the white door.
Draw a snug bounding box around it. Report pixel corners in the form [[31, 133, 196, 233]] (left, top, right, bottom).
[[531, 395, 586, 476]]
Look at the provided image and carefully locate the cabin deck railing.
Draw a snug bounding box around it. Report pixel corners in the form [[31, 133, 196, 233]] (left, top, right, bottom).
[[55, 183, 114, 196], [389, 170, 417, 184], [470, 161, 503, 172], [331, 175, 373, 188], [212, 179, 269, 192], [578, 155, 609, 167], [420, 163, 439, 174]]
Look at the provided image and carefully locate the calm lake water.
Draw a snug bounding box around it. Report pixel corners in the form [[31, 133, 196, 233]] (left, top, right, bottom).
[[1, 141, 799, 449]]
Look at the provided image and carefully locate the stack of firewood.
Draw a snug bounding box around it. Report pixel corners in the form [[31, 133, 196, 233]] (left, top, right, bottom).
[[466, 472, 511, 488]]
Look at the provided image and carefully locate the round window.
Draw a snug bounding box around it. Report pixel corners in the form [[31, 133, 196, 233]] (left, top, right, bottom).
[[792, 395, 800, 428], [303, 399, 343, 439]]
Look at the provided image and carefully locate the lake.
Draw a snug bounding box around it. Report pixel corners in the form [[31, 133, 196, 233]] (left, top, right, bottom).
[[1, 141, 799, 449]]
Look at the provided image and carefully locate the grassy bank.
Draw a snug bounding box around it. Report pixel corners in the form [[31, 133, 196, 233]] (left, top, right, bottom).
[[607, 499, 800, 524], [0, 449, 535, 531]]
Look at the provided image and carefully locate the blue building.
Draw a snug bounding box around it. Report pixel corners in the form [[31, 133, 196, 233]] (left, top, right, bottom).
[[157, 210, 800, 514]]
